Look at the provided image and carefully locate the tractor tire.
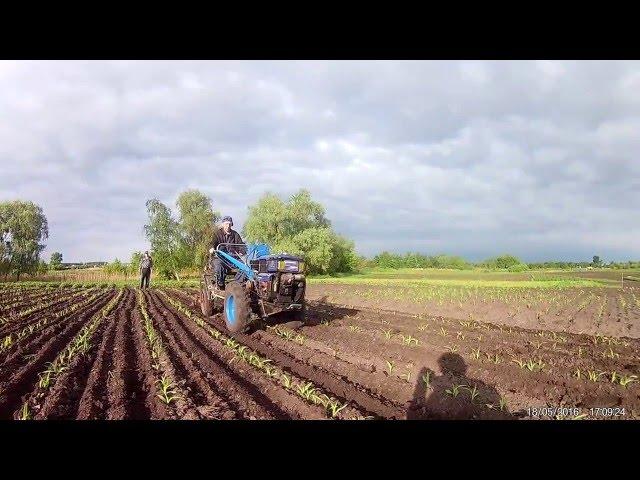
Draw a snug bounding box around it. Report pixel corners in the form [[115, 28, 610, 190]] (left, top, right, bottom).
[[223, 281, 253, 333], [200, 286, 214, 317]]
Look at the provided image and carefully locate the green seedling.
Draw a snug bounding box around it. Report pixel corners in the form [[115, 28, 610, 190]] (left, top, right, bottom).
[[421, 371, 432, 390], [524, 359, 545, 372], [499, 397, 507, 411], [281, 374, 292, 388], [327, 400, 348, 418], [386, 360, 395, 375], [445, 344, 459, 353], [295, 382, 316, 400], [587, 370, 605, 382], [470, 348, 481, 360], [156, 375, 179, 404], [512, 358, 526, 369], [18, 402, 31, 420], [465, 385, 480, 403], [618, 374, 638, 388], [445, 384, 466, 398], [400, 334, 419, 346], [381, 329, 392, 339]]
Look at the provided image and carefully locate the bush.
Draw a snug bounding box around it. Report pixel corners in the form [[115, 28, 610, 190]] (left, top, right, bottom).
[[508, 263, 530, 272]]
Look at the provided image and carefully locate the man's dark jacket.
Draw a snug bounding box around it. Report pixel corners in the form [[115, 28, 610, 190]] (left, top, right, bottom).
[[212, 227, 246, 255]]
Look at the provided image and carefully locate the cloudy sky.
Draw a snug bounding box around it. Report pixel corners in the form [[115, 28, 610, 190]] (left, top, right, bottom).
[[1, 60, 639, 263]]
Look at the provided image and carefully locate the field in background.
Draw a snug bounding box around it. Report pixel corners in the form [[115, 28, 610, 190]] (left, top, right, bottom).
[[307, 268, 640, 339]]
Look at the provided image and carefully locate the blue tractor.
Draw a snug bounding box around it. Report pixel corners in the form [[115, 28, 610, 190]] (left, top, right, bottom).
[[199, 243, 307, 333]]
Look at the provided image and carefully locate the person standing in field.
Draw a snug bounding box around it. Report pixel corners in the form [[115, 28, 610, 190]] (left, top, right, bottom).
[[139, 251, 153, 289]]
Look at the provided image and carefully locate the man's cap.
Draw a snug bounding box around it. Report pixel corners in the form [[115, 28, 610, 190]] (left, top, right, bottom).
[[221, 216, 233, 226]]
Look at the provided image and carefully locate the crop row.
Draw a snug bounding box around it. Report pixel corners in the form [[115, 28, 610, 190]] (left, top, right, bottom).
[[156, 290, 349, 418]]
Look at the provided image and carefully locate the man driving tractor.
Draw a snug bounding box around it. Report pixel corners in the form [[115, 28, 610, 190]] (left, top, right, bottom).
[[211, 216, 246, 291]]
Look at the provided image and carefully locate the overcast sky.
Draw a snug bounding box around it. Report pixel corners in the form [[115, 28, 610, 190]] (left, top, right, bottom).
[[1, 60, 639, 263]]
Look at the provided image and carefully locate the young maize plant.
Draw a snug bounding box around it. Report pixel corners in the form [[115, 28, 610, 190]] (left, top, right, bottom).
[[18, 402, 31, 420], [512, 358, 526, 369], [399, 334, 419, 346], [465, 385, 480, 403], [618, 374, 638, 388], [445, 384, 466, 398], [586, 370, 606, 382], [156, 375, 180, 404], [386, 360, 395, 375], [421, 371, 432, 390], [524, 359, 545, 373], [381, 329, 393, 340], [470, 348, 481, 360]]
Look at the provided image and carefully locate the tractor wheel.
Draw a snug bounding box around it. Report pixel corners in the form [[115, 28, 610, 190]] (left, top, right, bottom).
[[223, 281, 253, 333], [200, 284, 213, 317]]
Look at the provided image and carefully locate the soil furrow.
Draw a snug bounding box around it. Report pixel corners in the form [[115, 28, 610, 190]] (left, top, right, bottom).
[[161, 289, 393, 418], [146, 290, 287, 419], [0, 290, 115, 419], [75, 295, 120, 419], [151, 291, 327, 420], [34, 290, 129, 419]]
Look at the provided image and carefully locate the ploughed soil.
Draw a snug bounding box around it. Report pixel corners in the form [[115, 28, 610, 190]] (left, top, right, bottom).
[[1, 284, 638, 420], [307, 283, 640, 339]]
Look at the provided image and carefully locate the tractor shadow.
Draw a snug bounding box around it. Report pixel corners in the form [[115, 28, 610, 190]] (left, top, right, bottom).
[[252, 295, 361, 332], [304, 295, 361, 327], [407, 353, 514, 420]]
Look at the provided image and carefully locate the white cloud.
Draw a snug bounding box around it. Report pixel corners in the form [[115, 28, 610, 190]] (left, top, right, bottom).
[[0, 60, 639, 263]]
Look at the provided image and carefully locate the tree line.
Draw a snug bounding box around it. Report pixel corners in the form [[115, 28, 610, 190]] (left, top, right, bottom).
[[367, 252, 638, 271], [2, 196, 638, 282], [140, 189, 357, 279]]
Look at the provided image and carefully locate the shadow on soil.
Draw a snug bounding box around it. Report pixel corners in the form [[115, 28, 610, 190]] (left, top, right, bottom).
[[407, 353, 514, 420], [253, 297, 360, 332]]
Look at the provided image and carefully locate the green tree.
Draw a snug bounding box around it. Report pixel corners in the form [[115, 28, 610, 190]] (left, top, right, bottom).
[[50, 252, 63, 270], [176, 189, 219, 268], [144, 199, 191, 280], [483, 254, 522, 270], [592, 255, 601, 267], [0, 200, 49, 280], [243, 190, 355, 274], [128, 251, 143, 276]]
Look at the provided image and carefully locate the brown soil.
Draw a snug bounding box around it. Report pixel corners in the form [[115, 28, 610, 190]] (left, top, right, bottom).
[[1, 284, 638, 420]]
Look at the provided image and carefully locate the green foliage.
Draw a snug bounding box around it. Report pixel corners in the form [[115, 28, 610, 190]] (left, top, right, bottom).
[[507, 263, 529, 272], [103, 258, 128, 276], [0, 200, 49, 280], [176, 190, 220, 269], [144, 198, 190, 280], [243, 189, 356, 274], [373, 251, 470, 269], [49, 252, 63, 270], [481, 254, 523, 270], [128, 251, 142, 275]]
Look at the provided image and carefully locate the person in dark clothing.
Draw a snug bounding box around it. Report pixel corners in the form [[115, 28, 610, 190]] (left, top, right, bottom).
[[139, 251, 153, 288], [210, 216, 246, 290]]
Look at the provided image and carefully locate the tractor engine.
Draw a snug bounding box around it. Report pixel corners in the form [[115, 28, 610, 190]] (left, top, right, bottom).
[[250, 254, 306, 304]]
